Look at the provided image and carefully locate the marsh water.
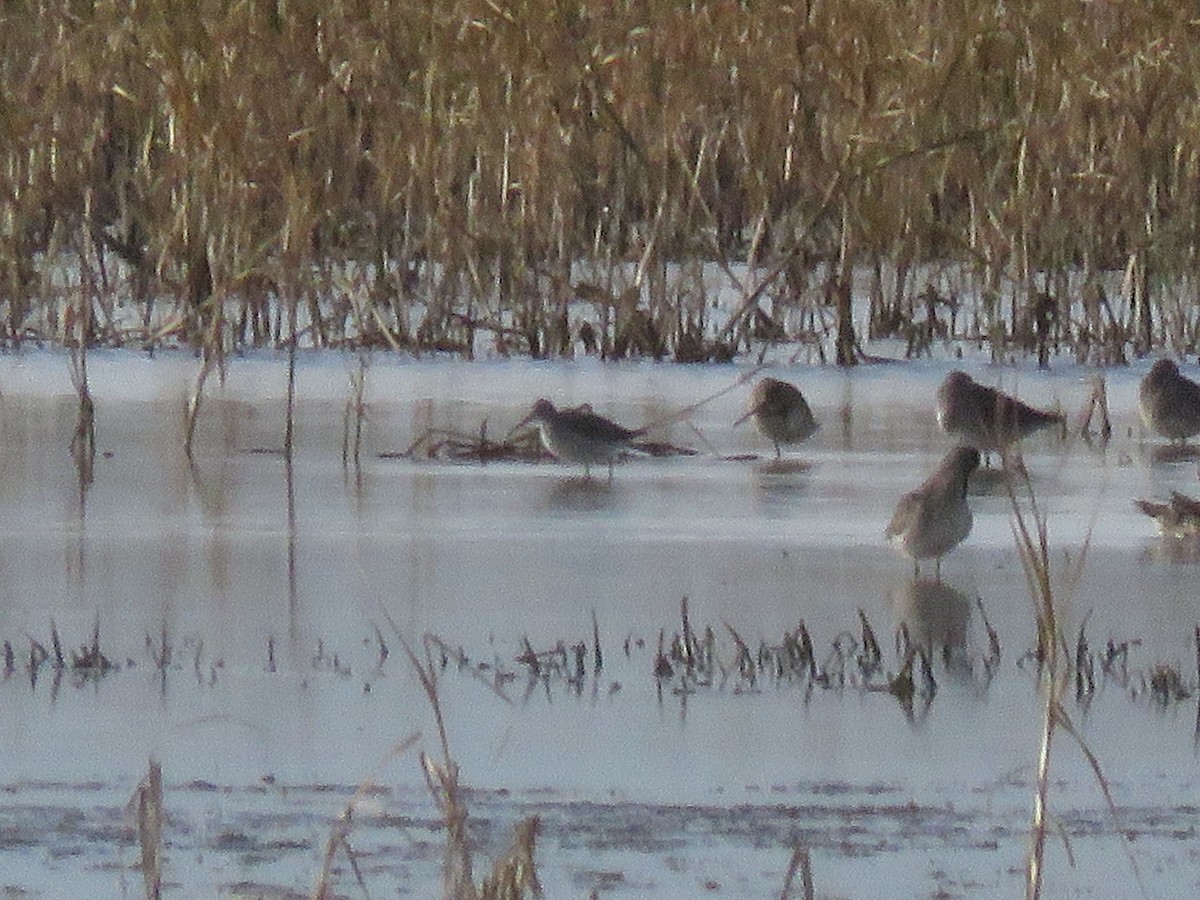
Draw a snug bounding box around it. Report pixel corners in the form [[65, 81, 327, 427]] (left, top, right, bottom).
[[0, 350, 1198, 898]]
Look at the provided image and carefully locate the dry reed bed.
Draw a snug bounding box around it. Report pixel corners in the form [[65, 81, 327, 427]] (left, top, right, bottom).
[[3, 2, 1200, 363]]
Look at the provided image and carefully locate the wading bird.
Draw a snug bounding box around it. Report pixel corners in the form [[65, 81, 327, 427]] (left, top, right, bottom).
[[1138, 359, 1200, 444], [517, 398, 642, 481], [733, 377, 819, 459], [885, 445, 981, 580], [936, 370, 1062, 463]]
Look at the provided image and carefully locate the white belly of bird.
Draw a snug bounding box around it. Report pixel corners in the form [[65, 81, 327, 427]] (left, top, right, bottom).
[[899, 503, 972, 560]]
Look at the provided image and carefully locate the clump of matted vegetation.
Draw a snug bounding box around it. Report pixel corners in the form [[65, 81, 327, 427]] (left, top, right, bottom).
[[3, 2, 1200, 366], [383, 415, 699, 466]]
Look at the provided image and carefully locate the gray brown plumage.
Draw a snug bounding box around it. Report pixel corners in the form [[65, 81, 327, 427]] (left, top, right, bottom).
[[518, 398, 642, 480], [936, 371, 1063, 461], [1139, 359, 1200, 443], [886, 446, 981, 579], [734, 377, 819, 458]]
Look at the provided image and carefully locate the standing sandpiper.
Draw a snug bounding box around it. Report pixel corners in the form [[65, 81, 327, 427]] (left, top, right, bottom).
[[734, 377, 819, 459], [936, 370, 1062, 462], [885, 445, 981, 580], [1139, 359, 1200, 444], [517, 398, 642, 481]]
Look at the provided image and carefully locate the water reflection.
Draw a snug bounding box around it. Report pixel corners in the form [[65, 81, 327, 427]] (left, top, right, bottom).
[[1141, 534, 1200, 564], [1148, 443, 1200, 465], [751, 462, 813, 515], [890, 578, 971, 659], [186, 457, 233, 599], [545, 477, 617, 512], [284, 452, 298, 639], [3, 358, 1200, 897], [753, 458, 814, 476]]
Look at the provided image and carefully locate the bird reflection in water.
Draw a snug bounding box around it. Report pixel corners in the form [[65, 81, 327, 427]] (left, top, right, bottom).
[[891, 578, 971, 658], [1135, 491, 1200, 563], [753, 457, 815, 476], [888, 578, 1002, 692], [546, 476, 617, 513]]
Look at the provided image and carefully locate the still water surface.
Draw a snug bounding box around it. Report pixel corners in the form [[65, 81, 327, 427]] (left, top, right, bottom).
[[0, 351, 1197, 897]]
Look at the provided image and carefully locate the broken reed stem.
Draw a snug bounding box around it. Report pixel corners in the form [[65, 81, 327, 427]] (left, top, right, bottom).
[[478, 816, 544, 900], [312, 733, 420, 900], [591, 608, 602, 676], [134, 758, 163, 900], [400, 635, 475, 897], [1007, 454, 1067, 900]]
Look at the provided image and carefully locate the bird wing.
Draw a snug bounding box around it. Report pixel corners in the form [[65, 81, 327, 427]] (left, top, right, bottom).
[[1174, 371, 1200, 407], [885, 490, 922, 539], [556, 409, 638, 442]]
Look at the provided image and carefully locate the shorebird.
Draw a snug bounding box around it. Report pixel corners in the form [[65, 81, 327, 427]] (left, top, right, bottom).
[[936, 370, 1063, 462], [1134, 491, 1200, 537], [885, 445, 981, 579], [1139, 359, 1200, 443], [517, 398, 642, 481], [733, 377, 819, 458]]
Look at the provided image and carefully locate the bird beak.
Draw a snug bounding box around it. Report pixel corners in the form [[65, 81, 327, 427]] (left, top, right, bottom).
[[506, 410, 538, 442], [732, 406, 759, 428]]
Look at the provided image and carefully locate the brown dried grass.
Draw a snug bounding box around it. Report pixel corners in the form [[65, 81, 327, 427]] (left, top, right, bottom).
[[2, 2, 1199, 362]]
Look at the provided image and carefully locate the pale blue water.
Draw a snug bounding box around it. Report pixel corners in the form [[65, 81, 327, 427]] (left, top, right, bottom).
[[0, 349, 1195, 897]]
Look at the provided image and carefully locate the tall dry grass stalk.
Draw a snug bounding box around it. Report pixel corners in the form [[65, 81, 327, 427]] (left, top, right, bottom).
[[1005, 457, 1142, 899], [402, 633, 542, 900], [1, 2, 1198, 364]]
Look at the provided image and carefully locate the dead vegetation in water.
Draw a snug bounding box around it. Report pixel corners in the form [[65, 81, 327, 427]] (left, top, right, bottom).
[[1040, 621, 1200, 721], [400, 634, 545, 900], [422, 614, 619, 702], [3, 617, 117, 694], [4, 607, 1197, 740], [650, 597, 1000, 720], [4, 3, 1200, 368], [381, 412, 699, 465]]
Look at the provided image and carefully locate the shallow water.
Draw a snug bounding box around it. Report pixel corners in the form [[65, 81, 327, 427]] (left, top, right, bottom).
[[0, 350, 1198, 897]]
